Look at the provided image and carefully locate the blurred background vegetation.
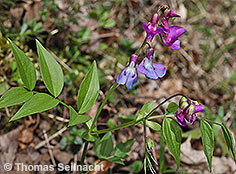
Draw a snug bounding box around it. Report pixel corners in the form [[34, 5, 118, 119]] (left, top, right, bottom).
[[0, 0, 235, 173]]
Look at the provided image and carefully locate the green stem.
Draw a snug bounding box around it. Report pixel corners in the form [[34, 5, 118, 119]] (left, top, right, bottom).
[[136, 36, 147, 56], [58, 100, 71, 109], [91, 94, 187, 135], [145, 93, 187, 120], [91, 120, 136, 135], [90, 83, 119, 131], [148, 114, 175, 120], [81, 141, 89, 165]]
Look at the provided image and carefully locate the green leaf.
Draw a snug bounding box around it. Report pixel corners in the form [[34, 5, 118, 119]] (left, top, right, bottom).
[[104, 19, 116, 28], [0, 87, 33, 109], [73, 136, 83, 145], [129, 160, 143, 173], [162, 118, 182, 169], [159, 132, 165, 172], [182, 128, 201, 139], [10, 93, 59, 121], [200, 119, 214, 172], [94, 132, 113, 158], [114, 138, 135, 158], [146, 120, 161, 131], [36, 39, 64, 97], [221, 124, 236, 162], [60, 137, 69, 150], [137, 100, 156, 121], [77, 61, 99, 113], [8, 39, 36, 90], [68, 106, 92, 127], [165, 102, 178, 114]]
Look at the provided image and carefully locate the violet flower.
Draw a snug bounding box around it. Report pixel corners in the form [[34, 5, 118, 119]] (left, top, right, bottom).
[[142, 13, 163, 42], [176, 97, 204, 127], [137, 48, 166, 79], [116, 54, 138, 89], [160, 10, 187, 50]]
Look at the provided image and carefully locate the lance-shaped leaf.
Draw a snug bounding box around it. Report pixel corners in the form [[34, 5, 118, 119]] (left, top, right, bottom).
[[136, 100, 156, 121], [146, 120, 161, 131], [0, 87, 33, 109], [10, 93, 59, 121], [8, 39, 36, 90], [77, 61, 99, 113], [114, 138, 135, 158], [94, 132, 113, 158], [36, 40, 64, 97], [68, 106, 92, 127], [221, 124, 236, 162], [162, 118, 182, 169], [200, 119, 214, 172]]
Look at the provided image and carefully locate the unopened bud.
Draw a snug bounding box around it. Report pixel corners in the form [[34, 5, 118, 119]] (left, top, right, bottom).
[[147, 48, 154, 58], [188, 104, 195, 116], [151, 13, 159, 24], [180, 101, 189, 110], [130, 54, 138, 64], [179, 96, 188, 106]]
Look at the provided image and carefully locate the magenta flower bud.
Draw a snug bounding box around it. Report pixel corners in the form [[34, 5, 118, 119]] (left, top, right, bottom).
[[147, 48, 154, 58], [176, 98, 204, 127], [151, 13, 159, 24], [142, 13, 163, 42], [130, 54, 138, 64]]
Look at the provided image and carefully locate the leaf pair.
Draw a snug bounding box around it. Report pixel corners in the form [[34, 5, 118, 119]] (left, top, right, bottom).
[[5, 39, 64, 121], [6, 39, 99, 124], [93, 132, 135, 165], [68, 61, 100, 126]]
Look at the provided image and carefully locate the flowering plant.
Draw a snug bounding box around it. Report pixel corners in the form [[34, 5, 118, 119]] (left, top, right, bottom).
[[1, 5, 235, 174]]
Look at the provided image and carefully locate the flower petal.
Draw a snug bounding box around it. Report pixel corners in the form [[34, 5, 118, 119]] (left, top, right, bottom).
[[137, 58, 158, 79], [152, 63, 166, 78], [116, 68, 128, 85], [194, 103, 204, 113], [176, 110, 186, 127], [168, 26, 187, 43], [142, 23, 150, 32], [170, 40, 180, 50], [125, 72, 138, 89]]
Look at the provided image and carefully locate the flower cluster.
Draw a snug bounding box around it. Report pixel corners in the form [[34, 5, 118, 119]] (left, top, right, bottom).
[[116, 49, 166, 89], [176, 97, 204, 126], [116, 6, 186, 89], [142, 7, 187, 49]]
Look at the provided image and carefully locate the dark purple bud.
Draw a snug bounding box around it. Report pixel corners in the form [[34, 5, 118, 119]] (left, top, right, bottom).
[[151, 13, 159, 24], [147, 48, 154, 58], [130, 54, 138, 64]]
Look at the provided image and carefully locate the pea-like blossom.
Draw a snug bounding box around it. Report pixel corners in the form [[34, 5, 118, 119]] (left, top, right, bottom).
[[176, 97, 204, 127], [142, 13, 163, 42], [137, 48, 166, 79], [160, 9, 187, 50], [116, 54, 138, 89]]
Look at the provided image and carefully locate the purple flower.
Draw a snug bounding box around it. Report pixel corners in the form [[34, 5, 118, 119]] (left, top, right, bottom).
[[142, 13, 163, 42], [161, 10, 180, 32], [116, 54, 138, 89], [137, 48, 166, 79], [161, 26, 187, 50], [176, 97, 204, 127], [160, 10, 187, 50]]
